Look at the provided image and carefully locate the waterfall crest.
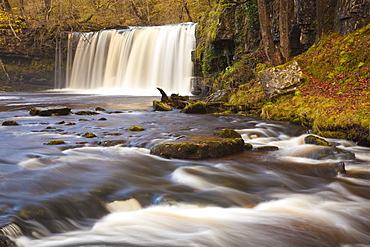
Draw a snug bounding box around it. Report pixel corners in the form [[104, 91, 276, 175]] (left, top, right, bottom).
[[66, 23, 197, 95]]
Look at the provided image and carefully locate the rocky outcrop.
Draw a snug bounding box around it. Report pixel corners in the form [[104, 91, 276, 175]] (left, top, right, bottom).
[[335, 0, 370, 35], [259, 61, 304, 99]]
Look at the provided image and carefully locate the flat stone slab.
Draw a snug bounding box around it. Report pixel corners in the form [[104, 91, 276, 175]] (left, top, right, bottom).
[[150, 136, 244, 159]]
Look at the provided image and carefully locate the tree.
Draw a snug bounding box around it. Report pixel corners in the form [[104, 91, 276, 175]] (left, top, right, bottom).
[[257, 0, 285, 66]]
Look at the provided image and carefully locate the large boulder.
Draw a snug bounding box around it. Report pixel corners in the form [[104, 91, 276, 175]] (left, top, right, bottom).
[[259, 61, 305, 100], [150, 136, 244, 159]]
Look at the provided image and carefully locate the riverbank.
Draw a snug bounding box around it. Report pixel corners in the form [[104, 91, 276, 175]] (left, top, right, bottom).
[[223, 23, 370, 146]]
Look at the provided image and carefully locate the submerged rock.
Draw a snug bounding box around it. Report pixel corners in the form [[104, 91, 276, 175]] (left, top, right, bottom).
[[150, 136, 244, 159], [30, 106, 71, 116]]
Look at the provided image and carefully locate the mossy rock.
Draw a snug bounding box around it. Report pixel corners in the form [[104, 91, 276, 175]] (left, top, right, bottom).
[[74, 110, 99, 115], [95, 107, 106, 111], [153, 100, 172, 111], [214, 128, 242, 138], [45, 140, 66, 145], [1, 120, 19, 126], [181, 101, 207, 114], [304, 135, 332, 146], [128, 126, 145, 131], [30, 106, 71, 116], [83, 132, 97, 138], [150, 136, 244, 159]]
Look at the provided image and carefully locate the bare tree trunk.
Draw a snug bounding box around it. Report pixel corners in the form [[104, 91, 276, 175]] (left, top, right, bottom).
[[316, 0, 323, 39], [0, 58, 11, 84], [182, 0, 193, 22], [279, 0, 291, 61], [257, 0, 285, 66]]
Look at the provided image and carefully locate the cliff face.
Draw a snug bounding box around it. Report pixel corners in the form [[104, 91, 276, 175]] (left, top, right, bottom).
[[196, 0, 370, 78]]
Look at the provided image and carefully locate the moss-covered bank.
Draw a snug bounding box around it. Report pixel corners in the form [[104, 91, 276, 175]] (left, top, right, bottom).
[[225, 23, 370, 146]]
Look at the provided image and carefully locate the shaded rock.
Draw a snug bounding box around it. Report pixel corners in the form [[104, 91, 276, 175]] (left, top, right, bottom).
[[98, 117, 107, 121], [181, 101, 207, 114], [1, 120, 19, 126], [30, 106, 71, 116], [214, 128, 242, 138], [259, 61, 305, 99], [128, 126, 145, 131], [150, 136, 244, 159], [304, 135, 332, 146], [153, 100, 172, 111], [74, 110, 99, 115], [45, 140, 65, 145]]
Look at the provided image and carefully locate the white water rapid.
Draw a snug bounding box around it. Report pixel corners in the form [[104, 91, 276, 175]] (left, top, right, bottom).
[[66, 23, 197, 95]]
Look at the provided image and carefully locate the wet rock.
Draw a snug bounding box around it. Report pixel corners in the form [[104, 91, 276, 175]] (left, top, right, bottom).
[[291, 145, 355, 160], [181, 101, 207, 114], [45, 140, 66, 145], [1, 120, 19, 126], [74, 110, 99, 115], [29, 106, 71, 116], [150, 136, 244, 159], [304, 135, 332, 146], [255, 146, 279, 151], [128, 126, 145, 131], [214, 128, 242, 138], [0, 230, 18, 246], [96, 140, 126, 147], [244, 143, 253, 150], [153, 100, 172, 111], [259, 61, 304, 100]]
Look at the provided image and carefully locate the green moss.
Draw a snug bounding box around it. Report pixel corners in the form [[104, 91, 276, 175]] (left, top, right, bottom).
[[128, 126, 145, 131], [182, 101, 207, 113], [261, 95, 370, 143], [296, 23, 370, 88]]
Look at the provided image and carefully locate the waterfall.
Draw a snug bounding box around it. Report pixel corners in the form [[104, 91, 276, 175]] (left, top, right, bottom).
[[66, 23, 197, 95]]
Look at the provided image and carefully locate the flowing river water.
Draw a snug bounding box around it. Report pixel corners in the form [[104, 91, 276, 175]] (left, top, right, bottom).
[[1, 91, 370, 247]]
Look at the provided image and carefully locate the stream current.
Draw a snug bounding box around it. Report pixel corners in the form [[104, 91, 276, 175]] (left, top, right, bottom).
[[1, 91, 370, 247]]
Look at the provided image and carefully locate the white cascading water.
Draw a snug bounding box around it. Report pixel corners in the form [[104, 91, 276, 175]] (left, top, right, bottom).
[[66, 23, 197, 95]]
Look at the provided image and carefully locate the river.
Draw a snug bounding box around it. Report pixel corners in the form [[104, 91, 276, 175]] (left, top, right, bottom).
[[1, 91, 370, 247]]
